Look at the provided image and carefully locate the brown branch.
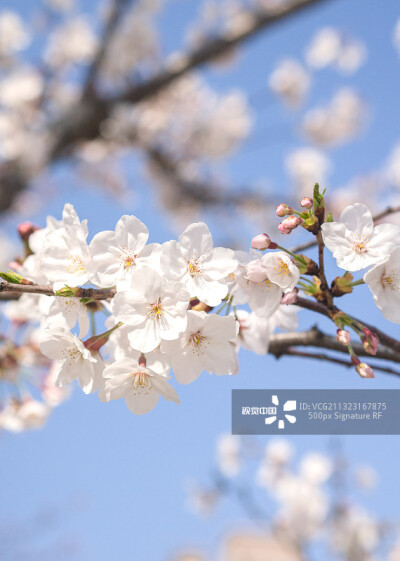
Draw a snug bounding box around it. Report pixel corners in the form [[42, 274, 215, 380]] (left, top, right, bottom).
[[82, 0, 132, 99], [146, 145, 272, 209], [268, 327, 400, 363], [295, 296, 400, 355], [0, 281, 116, 301], [112, 0, 333, 106]]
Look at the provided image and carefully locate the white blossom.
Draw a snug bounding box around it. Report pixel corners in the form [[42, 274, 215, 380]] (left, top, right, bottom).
[[0, 11, 30, 58], [40, 327, 104, 394], [113, 266, 189, 353], [285, 147, 331, 196], [99, 357, 179, 415], [364, 247, 400, 323], [268, 58, 311, 107], [216, 434, 241, 477], [322, 203, 400, 271], [44, 17, 98, 68], [160, 311, 238, 384], [89, 214, 159, 288], [161, 222, 237, 306], [236, 309, 271, 355], [261, 252, 300, 292], [302, 88, 365, 146]]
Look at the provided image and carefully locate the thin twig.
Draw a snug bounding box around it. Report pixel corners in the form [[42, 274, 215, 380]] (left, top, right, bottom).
[[271, 347, 400, 377]]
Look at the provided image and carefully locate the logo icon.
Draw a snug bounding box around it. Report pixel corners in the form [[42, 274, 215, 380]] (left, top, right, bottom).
[[265, 395, 297, 429]]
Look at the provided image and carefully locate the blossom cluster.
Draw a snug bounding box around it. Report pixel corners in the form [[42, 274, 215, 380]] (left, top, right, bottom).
[[2, 192, 400, 426], [5, 203, 300, 419]]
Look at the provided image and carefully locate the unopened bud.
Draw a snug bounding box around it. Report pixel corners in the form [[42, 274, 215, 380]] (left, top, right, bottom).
[[361, 328, 379, 355], [83, 322, 122, 352], [139, 355, 146, 367], [278, 222, 291, 235], [251, 233, 271, 250], [276, 204, 293, 217], [245, 259, 268, 283], [17, 222, 40, 242], [336, 329, 351, 345], [356, 362, 375, 379], [281, 288, 298, 305], [300, 197, 313, 209], [282, 215, 303, 230]]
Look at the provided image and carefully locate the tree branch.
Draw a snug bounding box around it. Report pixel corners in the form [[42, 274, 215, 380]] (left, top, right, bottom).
[[268, 327, 400, 363], [0, 0, 332, 215], [270, 347, 400, 377], [295, 296, 400, 354], [111, 0, 333, 106], [0, 281, 116, 301]]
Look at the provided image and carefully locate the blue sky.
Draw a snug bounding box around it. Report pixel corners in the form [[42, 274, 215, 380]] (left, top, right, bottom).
[[1, 0, 400, 559]]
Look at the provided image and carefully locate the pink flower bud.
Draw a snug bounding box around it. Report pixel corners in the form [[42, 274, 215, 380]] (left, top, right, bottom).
[[139, 355, 146, 367], [283, 215, 303, 230], [251, 233, 271, 250], [356, 362, 375, 379], [8, 261, 22, 272], [17, 222, 40, 242], [245, 259, 268, 283], [276, 204, 293, 217], [361, 328, 379, 355], [278, 222, 291, 235], [281, 288, 298, 305], [300, 197, 313, 209], [336, 329, 351, 345]]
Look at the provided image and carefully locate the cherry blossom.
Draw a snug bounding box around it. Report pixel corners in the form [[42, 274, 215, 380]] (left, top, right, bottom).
[[99, 357, 179, 415], [261, 252, 300, 292], [113, 266, 190, 353], [89, 215, 158, 288], [364, 247, 400, 323], [321, 203, 400, 271], [160, 311, 238, 384], [161, 222, 237, 306], [40, 327, 104, 394]]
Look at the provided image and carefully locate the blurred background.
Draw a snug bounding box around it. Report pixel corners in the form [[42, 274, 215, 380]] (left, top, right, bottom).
[[0, 0, 400, 559]]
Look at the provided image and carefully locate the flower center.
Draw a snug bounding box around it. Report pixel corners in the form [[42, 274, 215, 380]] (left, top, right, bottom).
[[132, 371, 152, 396], [189, 331, 208, 355], [353, 236, 369, 254], [274, 259, 289, 276], [146, 298, 164, 320], [188, 255, 204, 277], [121, 250, 136, 269], [62, 346, 81, 366], [382, 272, 398, 290], [66, 254, 86, 274]]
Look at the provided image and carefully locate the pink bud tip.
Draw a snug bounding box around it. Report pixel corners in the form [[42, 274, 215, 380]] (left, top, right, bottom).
[[278, 223, 291, 235], [356, 362, 375, 379], [139, 356, 147, 367], [300, 197, 313, 209], [17, 222, 40, 242], [283, 215, 303, 230], [336, 329, 351, 345], [251, 233, 271, 250], [276, 204, 293, 217], [281, 288, 298, 305]]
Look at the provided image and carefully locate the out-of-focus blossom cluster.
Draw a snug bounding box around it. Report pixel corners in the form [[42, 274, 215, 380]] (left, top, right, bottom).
[[185, 435, 387, 561]]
